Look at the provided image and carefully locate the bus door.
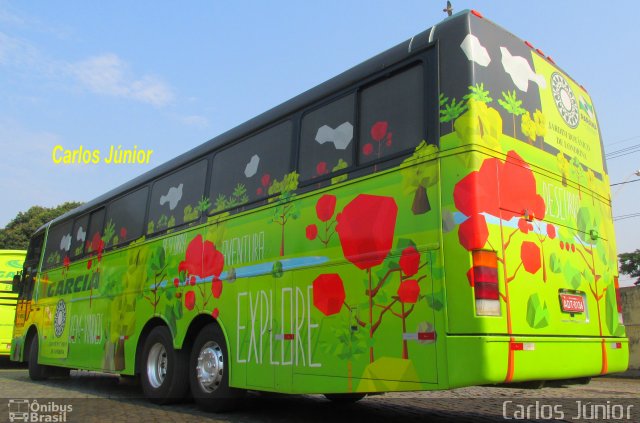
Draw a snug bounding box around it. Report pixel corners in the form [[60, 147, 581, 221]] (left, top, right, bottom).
[[14, 234, 44, 332]]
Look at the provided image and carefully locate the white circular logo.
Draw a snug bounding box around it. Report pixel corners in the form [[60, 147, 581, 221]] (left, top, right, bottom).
[[54, 299, 67, 337], [551, 72, 579, 129]]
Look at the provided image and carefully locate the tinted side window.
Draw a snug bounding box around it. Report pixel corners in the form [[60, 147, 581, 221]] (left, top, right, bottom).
[[359, 65, 424, 163], [70, 215, 89, 258], [148, 160, 208, 234], [299, 94, 355, 181], [104, 187, 148, 248], [43, 220, 73, 269], [85, 208, 105, 254], [210, 121, 293, 212], [26, 233, 44, 264]]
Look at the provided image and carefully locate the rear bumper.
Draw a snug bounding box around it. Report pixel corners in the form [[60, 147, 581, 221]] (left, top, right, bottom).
[[446, 335, 629, 388]]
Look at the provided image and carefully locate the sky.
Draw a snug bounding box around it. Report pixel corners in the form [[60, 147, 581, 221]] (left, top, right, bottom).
[[1, 1, 638, 286]]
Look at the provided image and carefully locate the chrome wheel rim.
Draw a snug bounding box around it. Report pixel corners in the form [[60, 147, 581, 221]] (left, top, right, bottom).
[[196, 341, 224, 393], [147, 343, 168, 388]]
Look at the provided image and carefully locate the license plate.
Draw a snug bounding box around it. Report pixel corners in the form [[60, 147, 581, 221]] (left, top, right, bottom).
[[560, 294, 585, 313]]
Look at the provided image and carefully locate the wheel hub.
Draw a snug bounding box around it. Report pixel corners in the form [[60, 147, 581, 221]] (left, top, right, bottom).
[[146, 343, 168, 388], [196, 341, 224, 393]]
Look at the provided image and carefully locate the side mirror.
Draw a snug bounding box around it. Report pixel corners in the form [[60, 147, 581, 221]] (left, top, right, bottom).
[[12, 273, 21, 294]]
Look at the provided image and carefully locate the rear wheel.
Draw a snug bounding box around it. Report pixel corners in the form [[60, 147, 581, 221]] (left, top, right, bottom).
[[189, 323, 245, 412], [140, 327, 189, 404]]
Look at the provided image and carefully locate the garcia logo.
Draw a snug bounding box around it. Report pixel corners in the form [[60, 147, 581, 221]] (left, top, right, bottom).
[[54, 300, 67, 338], [551, 72, 579, 129]]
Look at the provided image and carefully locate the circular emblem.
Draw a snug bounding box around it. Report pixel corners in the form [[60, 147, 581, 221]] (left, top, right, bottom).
[[551, 72, 579, 128], [54, 299, 67, 337]]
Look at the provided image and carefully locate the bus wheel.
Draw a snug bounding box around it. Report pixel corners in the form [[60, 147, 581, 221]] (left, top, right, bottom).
[[324, 393, 366, 404], [189, 323, 245, 412], [140, 326, 189, 404], [28, 335, 49, 380]]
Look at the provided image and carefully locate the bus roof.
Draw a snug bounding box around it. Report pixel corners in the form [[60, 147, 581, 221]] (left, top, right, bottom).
[[38, 9, 581, 234]]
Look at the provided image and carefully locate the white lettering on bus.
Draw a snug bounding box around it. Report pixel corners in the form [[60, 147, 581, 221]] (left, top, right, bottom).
[[542, 181, 579, 223], [236, 286, 320, 368], [69, 313, 103, 344], [162, 233, 188, 256], [221, 231, 265, 266]]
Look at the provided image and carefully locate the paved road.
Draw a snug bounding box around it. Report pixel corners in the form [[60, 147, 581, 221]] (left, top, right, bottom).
[[0, 361, 637, 422]]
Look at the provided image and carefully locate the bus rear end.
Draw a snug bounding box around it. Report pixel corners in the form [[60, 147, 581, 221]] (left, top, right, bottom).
[[0, 250, 26, 355], [436, 11, 628, 387]]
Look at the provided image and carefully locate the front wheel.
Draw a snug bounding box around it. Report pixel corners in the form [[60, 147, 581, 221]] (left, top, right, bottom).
[[140, 326, 189, 404], [28, 335, 49, 380], [189, 323, 245, 412]]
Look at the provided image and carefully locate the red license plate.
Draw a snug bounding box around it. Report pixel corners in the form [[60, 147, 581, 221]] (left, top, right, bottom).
[[560, 294, 585, 313]]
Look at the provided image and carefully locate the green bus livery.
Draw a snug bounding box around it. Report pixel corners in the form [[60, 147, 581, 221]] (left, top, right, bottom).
[[11, 10, 628, 411]]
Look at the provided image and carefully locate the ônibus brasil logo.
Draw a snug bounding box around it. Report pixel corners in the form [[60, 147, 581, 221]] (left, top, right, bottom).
[[7, 399, 72, 422], [551, 72, 579, 129]]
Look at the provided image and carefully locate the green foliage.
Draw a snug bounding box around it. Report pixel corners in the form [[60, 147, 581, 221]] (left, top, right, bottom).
[[439, 96, 467, 123], [183, 204, 199, 222], [576, 208, 596, 243], [427, 291, 444, 311], [268, 172, 299, 196], [563, 261, 582, 290], [619, 249, 640, 285], [214, 194, 227, 212], [526, 293, 550, 329], [103, 219, 116, 246], [197, 196, 212, 213], [0, 201, 83, 249], [549, 253, 562, 274], [321, 323, 367, 362], [464, 83, 492, 104], [497, 90, 525, 116], [271, 261, 283, 278], [331, 159, 349, 184], [147, 220, 155, 234], [157, 214, 169, 230]]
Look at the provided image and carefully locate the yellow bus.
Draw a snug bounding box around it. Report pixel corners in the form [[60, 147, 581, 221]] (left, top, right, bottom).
[[11, 10, 627, 411], [0, 250, 25, 355]]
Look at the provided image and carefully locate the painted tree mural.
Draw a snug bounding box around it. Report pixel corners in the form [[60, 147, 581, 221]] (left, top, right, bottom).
[[400, 141, 439, 215], [454, 150, 547, 382], [310, 194, 431, 364], [497, 90, 525, 138], [305, 194, 337, 247], [268, 172, 300, 256]]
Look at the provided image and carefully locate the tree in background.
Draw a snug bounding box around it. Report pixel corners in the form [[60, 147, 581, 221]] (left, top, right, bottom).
[[619, 250, 640, 286], [0, 202, 83, 249]]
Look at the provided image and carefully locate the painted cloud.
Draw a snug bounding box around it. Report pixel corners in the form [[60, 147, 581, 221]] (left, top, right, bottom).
[[160, 183, 183, 210], [244, 154, 260, 178], [460, 34, 491, 67], [315, 122, 353, 150], [76, 226, 86, 243], [60, 233, 72, 252], [500, 47, 546, 92]]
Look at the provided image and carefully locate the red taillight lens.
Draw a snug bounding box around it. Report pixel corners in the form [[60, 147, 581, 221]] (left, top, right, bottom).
[[472, 250, 501, 315], [614, 277, 622, 313]]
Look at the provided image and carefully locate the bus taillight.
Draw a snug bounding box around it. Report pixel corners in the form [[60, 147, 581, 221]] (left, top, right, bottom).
[[471, 250, 501, 316], [614, 277, 624, 324]]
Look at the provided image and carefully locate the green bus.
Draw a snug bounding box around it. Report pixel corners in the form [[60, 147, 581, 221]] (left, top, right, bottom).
[[0, 250, 25, 355], [11, 9, 628, 411]]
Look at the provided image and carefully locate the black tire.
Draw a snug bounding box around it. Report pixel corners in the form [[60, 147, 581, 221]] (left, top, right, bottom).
[[140, 326, 189, 404], [324, 393, 366, 404], [28, 335, 49, 380], [189, 323, 245, 412]]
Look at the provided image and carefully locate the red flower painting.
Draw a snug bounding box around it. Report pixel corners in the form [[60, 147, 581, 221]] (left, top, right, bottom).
[[336, 194, 398, 270], [399, 246, 420, 277], [306, 224, 318, 240], [362, 143, 373, 156], [371, 121, 389, 142], [316, 161, 328, 176], [185, 291, 196, 311], [179, 235, 224, 279], [397, 279, 420, 304], [312, 274, 345, 316], [315, 194, 336, 222]]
